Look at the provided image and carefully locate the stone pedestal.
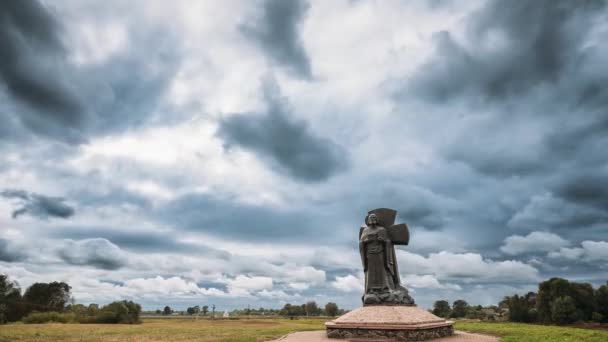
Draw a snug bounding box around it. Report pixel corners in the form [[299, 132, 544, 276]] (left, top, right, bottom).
[[325, 306, 453, 341]]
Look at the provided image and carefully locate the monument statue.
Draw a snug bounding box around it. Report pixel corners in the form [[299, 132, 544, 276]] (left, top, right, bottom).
[[325, 208, 454, 340], [359, 208, 414, 305]]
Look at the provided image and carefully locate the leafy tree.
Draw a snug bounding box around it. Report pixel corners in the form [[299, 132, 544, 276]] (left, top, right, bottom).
[[193, 305, 200, 314], [325, 302, 339, 317], [537, 278, 570, 323], [503, 294, 536, 323], [87, 304, 99, 316], [80, 300, 141, 324], [537, 278, 596, 323], [569, 282, 595, 321], [451, 299, 469, 318], [591, 312, 604, 323], [67, 304, 87, 316], [202, 305, 209, 316], [0, 274, 24, 323], [595, 282, 608, 323], [163, 306, 172, 315], [551, 296, 578, 325], [432, 300, 451, 318], [155, 309, 162, 314], [305, 301, 319, 316], [280, 303, 304, 318], [23, 282, 71, 314], [465, 305, 486, 320], [186, 307, 195, 315]]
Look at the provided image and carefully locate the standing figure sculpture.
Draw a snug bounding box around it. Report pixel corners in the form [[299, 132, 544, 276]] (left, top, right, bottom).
[[359, 208, 414, 305]]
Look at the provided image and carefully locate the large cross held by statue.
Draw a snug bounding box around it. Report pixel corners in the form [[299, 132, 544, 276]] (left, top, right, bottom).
[[359, 208, 409, 245]]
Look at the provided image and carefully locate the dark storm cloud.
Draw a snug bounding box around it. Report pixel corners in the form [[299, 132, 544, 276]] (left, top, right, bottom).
[[400, 0, 608, 179], [556, 171, 608, 210], [507, 192, 608, 232], [160, 192, 328, 242], [395, 0, 608, 238], [241, 0, 312, 79], [1, 189, 75, 219], [84, 30, 181, 135], [57, 238, 125, 270], [369, 185, 447, 231], [0, 0, 86, 142], [0, 1, 181, 144], [0, 238, 26, 262], [406, 0, 605, 102], [0, 1, 83, 115], [52, 227, 231, 259], [217, 78, 348, 182]]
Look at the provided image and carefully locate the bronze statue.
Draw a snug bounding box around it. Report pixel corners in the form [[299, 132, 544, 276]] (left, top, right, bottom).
[[359, 208, 414, 305]]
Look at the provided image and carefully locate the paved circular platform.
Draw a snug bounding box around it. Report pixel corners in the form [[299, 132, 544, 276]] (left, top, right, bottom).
[[269, 330, 499, 341], [325, 306, 454, 340]]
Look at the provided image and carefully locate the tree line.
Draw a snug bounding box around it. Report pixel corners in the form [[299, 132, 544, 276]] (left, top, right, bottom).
[[157, 301, 344, 318], [431, 278, 608, 325], [501, 278, 608, 325], [0, 274, 141, 324], [279, 301, 344, 317]]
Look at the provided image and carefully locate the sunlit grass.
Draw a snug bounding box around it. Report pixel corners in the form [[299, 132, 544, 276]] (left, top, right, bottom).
[[455, 321, 608, 342], [0, 317, 326, 342]]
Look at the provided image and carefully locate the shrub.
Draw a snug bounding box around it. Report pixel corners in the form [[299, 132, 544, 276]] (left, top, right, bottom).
[[591, 312, 604, 323], [77, 300, 142, 324], [451, 300, 469, 318], [23, 311, 76, 324], [551, 296, 579, 325], [432, 300, 451, 318]]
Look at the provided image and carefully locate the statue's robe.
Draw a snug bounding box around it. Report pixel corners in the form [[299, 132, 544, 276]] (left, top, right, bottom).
[[359, 225, 400, 295]]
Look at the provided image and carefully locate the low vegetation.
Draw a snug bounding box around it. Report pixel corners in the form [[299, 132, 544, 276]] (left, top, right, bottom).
[[455, 321, 608, 342], [0, 275, 141, 325]]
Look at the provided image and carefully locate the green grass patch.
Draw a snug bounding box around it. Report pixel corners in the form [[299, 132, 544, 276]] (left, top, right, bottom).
[[455, 321, 608, 342]]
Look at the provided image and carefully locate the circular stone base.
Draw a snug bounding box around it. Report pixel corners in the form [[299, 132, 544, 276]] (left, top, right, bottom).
[[325, 306, 454, 341]]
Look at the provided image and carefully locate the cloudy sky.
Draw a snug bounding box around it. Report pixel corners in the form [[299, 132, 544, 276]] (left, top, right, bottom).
[[1, 0, 607, 311]]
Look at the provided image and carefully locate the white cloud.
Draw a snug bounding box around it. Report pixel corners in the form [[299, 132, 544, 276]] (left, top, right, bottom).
[[581, 241, 608, 261], [500, 231, 569, 255], [226, 275, 273, 296], [125, 276, 226, 297], [330, 274, 364, 293], [548, 240, 608, 262], [287, 282, 310, 290], [282, 265, 326, 285], [402, 274, 461, 290], [397, 250, 539, 282], [257, 289, 294, 300]]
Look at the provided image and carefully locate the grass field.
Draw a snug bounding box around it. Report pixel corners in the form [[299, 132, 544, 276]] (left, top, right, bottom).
[[0, 318, 326, 342], [1, 318, 608, 341], [455, 321, 608, 342]]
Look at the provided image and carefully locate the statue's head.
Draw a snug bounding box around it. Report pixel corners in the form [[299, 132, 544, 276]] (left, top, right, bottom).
[[368, 213, 378, 226]]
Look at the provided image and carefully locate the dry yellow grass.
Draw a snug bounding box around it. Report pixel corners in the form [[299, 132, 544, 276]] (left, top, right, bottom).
[[0, 317, 327, 342], [4, 317, 608, 341]]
